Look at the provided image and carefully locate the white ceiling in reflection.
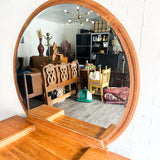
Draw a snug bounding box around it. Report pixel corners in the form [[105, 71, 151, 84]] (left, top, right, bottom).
[[36, 3, 102, 24]]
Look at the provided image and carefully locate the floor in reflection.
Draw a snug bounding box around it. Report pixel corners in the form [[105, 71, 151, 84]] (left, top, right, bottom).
[[29, 95, 126, 128], [53, 95, 126, 128]]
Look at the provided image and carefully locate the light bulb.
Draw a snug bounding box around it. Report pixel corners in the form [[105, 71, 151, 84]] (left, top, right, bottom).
[[64, 9, 68, 13], [86, 18, 89, 22]]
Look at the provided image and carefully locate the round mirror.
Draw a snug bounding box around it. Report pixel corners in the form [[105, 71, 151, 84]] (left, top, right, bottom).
[[14, 0, 140, 147]]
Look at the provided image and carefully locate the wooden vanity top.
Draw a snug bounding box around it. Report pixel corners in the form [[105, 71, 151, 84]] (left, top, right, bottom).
[[80, 148, 129, 160], [0, 114, 129, 160], [28, 104, 64, 120]]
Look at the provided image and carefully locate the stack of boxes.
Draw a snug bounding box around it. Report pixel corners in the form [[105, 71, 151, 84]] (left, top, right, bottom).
[[94, 20, 110, 33]]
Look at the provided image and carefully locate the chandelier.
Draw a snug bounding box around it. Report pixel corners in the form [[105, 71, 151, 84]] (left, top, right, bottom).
[[64, 6, 95, 26]]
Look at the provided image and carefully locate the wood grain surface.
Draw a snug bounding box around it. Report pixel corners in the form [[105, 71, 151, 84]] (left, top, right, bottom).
[[28, 104, 64, 121], [0, 115, 129, 159], [79, 148, 129, 160], [0, 116, 35, 149], [53, 115, 106, 138]]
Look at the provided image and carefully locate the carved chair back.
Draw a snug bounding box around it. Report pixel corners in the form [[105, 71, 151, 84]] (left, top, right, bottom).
[[42, 61, 80, 105]]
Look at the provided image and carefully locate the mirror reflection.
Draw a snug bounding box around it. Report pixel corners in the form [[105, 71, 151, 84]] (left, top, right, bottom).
[[16, 3, 130, 137]]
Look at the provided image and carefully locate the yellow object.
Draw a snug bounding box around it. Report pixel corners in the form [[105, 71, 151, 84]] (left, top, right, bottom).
[[87, 66, 111, 101], [31, 68, 40, 72]]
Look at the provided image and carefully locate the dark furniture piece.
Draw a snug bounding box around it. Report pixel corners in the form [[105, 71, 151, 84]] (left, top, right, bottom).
[[95, 54, 122, 70], [76, 33, 91, 64], [17, 57, 24, 72], [95, 53, 129, 87], [110, 70, 130, 87], [30, 56, 49, 70], [80, 68, 94, 89], [24, 72, 44, 110], [76, 32, 113, 64]]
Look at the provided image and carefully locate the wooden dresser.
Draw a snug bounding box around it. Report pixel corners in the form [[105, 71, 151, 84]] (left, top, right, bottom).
[[0, 105, 130, 160]]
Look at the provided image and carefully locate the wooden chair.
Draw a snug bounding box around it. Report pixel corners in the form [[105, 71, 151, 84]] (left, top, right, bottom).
[[24, 72, 43, 110], [87, 66, 111, 101], [42, 61, 80, 106]]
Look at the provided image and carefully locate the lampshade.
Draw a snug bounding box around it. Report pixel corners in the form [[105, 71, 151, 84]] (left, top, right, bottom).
[[112, 39, 120, 47]]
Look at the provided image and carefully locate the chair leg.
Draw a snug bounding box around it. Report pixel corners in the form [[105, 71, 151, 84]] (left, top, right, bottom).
[[96, 87, 98, 94], [101, 87, 103, 102], [69, 84, 71, 92], [89, 85, 92, 92]]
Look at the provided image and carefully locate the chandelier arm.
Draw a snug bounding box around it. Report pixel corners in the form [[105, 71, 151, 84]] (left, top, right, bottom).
[[81, 17, 86, 21], [82, 17, 91, 23], [81, 13, 86, 17], [72, 17, 78, 22], [77, 8, 80, 15], [70, 12, 76, 16], [65, 7, 94, 25], [65, 11, 76, 16], [83, 11, 90, 16], [68, 17, 78, 24], [80, 19, 83, 25]]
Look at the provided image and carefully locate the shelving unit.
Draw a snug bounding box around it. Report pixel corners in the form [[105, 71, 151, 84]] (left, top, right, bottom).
[[91, 33, 110, 53], [76, 32, 112, 64], [76, 33, 91, 64]]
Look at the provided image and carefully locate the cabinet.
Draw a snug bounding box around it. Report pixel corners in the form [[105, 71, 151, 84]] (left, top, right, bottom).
[[91, 33, 110, 54], [76, 32, 113, 64], [76, 33, 91, 64]]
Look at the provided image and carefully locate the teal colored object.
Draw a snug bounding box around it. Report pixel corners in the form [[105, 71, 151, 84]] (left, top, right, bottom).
[[97, 64, 101, 68], [76, 89, 93, 103]]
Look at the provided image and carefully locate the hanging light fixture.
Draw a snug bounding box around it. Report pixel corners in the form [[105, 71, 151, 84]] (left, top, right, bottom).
[[64, 5, 95, 26]]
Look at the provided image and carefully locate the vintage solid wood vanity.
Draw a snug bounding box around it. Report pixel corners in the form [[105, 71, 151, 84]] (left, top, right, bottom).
[[0, 0, 140, 159]]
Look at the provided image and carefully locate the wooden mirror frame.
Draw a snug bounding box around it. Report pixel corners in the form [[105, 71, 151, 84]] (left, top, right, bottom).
[[13, 0, 140, 147]]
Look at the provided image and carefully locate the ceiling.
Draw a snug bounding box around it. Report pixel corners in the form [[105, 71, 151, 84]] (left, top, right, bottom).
[[36, 3, 102, 24]]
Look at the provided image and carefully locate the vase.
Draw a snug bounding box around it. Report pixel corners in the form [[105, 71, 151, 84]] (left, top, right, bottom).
[[38, 38, 44, 56]]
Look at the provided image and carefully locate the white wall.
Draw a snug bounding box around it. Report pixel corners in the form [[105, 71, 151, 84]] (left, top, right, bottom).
[[18, 18, 65, 67], [0, 0, 159, 159], [17, 17, 94, 66]]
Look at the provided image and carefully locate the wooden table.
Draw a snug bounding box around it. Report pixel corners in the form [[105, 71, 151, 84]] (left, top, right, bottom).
[[80, 68, 94, 89]]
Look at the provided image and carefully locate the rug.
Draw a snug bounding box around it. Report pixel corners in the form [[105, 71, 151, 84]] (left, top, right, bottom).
[[103, 87, 130, 105]]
